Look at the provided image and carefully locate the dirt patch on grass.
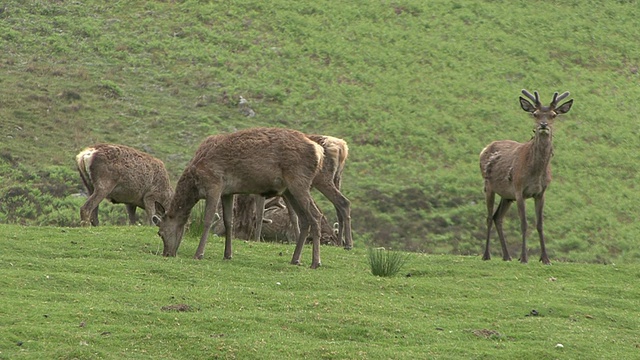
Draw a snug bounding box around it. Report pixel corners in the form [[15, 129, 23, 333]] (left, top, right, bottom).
[[472, 329, 501, 339], [161, 304, 193, 312]]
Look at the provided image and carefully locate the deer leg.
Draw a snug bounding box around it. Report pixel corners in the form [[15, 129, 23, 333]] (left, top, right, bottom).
[[221, 194, 235, 260], [80, 183, 115, 227], [308, 200, 323, 269], [193, 194, 222, 260], [298, 192, 322, 269], [284, 191, 311, 266], [534, 194, 551, 265], [493, 198, 513, 261], [90, 204, 99, 227], [314, 181, 352, 250], [125, 204, 137, 225], [253, 195, 265, 242], [482, 191, 496, 261], [515, 195, 529, 264], [281, 196, 300, 244]]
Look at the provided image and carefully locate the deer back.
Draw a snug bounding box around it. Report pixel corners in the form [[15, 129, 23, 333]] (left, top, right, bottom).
[[186, 127, 324, 198]]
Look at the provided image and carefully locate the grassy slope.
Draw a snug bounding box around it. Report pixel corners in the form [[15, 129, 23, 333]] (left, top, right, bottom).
[[1, 225, 639, 359], [1, 0, 640, 263]]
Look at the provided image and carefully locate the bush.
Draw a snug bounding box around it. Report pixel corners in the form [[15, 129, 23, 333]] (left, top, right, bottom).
[[367, 247, 409, 277]]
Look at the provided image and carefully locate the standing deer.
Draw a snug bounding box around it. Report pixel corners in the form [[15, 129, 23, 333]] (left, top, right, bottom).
[[75, 144, 173, 226], [479, 89, 573, 264], [152, 127, 326, 269], [254, 135, 353, 249]]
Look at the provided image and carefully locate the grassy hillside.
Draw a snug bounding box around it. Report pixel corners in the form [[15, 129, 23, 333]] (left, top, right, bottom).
[[1, 0, 640, 263], [1, 225, 639, 359]]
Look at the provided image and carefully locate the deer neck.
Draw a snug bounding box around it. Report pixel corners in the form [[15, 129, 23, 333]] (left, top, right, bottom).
[[529, 132, 554, 172], [169, 171, 200, 222]]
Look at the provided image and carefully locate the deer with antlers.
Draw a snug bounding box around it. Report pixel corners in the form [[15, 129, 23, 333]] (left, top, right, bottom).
[[152, 127, 326, 269], [75, 144, 173, 226], [479, 89, 573, 264]]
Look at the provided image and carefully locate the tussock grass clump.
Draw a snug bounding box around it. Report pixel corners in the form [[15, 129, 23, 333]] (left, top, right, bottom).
[[367, 247, 409, 277]]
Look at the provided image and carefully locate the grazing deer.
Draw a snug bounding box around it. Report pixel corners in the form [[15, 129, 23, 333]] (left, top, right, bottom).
[[254, 135, 353, 249], [479, 89, 573, 264], [152, 127, 326, 269], [75, 144, 173, 226]]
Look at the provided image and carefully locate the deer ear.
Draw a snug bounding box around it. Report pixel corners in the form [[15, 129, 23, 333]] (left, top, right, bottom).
[[155, 201, 166, 217], [555, 99, 573, 114], [519, 97, 536, 113]]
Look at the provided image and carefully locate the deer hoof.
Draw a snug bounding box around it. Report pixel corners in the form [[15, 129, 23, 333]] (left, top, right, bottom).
[[343, 246, 352, 251], [310, 262, 321, 269], [193, 254, 204, 260], [482, 254, 491, 261], [223, 255, 232, 260], [290, 260, 302, 266]]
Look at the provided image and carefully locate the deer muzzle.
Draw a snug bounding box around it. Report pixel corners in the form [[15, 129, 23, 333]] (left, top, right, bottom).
[[538, 123, 550, 135], [162, 242, 180, 257]]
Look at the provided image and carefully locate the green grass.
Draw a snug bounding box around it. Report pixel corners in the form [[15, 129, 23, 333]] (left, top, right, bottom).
[[1, 225, 639, 359]]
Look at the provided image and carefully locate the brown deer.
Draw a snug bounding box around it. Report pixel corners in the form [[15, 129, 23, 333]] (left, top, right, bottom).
[[254, 135, 353, 249], [213, 195, 339, 245], [257, 196, 340, 245], [152, 127, 326, 269], [75, 144, 173, 226], [210, 195, 289, 240], [479, 89, 573, 264]]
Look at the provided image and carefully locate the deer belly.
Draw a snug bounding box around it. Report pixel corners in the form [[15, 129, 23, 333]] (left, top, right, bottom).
[[107, 187, 145, 208], [224, 176, 286, 196], [523, 184, 546, 198]]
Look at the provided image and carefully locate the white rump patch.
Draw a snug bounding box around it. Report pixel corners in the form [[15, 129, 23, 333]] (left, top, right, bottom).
[[76, 147, 96, 182]]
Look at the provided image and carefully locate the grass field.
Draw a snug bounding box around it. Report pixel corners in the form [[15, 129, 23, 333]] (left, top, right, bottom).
[[1, 225, 639, 359], [1, 1, 640, 357]]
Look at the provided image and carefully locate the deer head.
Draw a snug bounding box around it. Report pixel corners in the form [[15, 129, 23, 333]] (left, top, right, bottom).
[[519, 89, 573, 137]]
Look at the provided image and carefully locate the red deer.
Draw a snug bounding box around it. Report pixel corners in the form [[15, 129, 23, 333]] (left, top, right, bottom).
[[212, 195, 339, 245], [259, 196, 339, 245], [152, 127, 326, 268], [479, 90, 573, 264], [75, 144, 173, 226], [208, 195, 290, 239], [254, 135, 353, 249]]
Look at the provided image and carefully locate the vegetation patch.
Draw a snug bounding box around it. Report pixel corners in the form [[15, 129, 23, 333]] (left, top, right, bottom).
[[0, 226, 639, 359]]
